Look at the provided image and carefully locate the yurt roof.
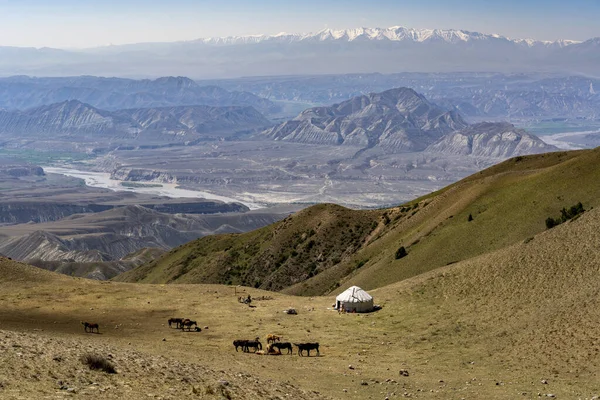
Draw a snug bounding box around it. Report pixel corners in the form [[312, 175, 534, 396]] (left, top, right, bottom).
[[336, 286, 373, 303]]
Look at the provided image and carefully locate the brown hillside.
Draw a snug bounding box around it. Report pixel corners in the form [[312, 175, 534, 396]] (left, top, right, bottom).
[[366, 204, 600, 393], [1, 207, 600, 398], [0, 256, 72, 284]]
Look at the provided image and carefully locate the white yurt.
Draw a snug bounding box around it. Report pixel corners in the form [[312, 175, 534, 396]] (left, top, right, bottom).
[[335, 286, 374, 313]]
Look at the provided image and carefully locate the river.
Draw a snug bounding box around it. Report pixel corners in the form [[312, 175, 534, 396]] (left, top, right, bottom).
[[43, 166, 262, 210]]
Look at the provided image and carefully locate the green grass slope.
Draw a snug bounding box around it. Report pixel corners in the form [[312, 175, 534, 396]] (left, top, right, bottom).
[[114, 204, 382, 291], [118, 148, 600, 296], [287, 149, 600, 295]]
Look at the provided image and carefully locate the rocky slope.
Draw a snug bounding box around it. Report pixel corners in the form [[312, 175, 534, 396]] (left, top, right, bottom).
[[426, 122, 557, 157], [0, 328, 323, 400], [28, 248, 165, 280], [261, 87, 553, 156], [0, 99, 271, 141], [117, 104, 271, 135], [262, 87, 468, 151], [0, 100, 137, 136], [0, 205, 289, 265]]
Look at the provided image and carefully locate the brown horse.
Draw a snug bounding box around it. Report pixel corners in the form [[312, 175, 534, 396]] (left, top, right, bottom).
[[180, 319, 197, 331], [266, 334, 281, 344], [81, 321, 99, 333], [168, 318, 184, 328]]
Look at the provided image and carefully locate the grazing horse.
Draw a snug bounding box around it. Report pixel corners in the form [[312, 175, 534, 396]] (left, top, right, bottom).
[[272, 342, 293, 355], [294, 342, 319, 356], [168, 318, 184, 328], [81, 321, 99, 333], [244, 338, 262, 353], [266, 343, 281, 355], [233, 339, 249, 352], [266, 334, 281, 344], [180, 319, 197, 331]]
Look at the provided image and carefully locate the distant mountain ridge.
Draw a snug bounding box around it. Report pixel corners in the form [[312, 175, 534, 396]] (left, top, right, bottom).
[[193, 26, 581, 48], [262, 88, 468, 151], [426, 122, 554, 157], [261, 87, 556, 157], [0, 76, 280, 114], [0, 25, 597, 78], [0, 99, 271, 139]]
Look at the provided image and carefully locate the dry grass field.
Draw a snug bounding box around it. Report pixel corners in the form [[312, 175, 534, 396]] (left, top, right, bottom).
[[2, 203, 600, 398]]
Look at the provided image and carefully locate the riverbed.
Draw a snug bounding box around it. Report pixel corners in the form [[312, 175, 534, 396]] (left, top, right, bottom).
[[43, 166, 262, 209]]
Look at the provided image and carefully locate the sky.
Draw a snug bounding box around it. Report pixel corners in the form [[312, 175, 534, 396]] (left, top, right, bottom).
[[0, 0, 598, 48]]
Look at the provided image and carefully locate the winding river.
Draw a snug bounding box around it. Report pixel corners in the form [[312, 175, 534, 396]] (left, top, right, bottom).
[[43, 166, 261, 209]]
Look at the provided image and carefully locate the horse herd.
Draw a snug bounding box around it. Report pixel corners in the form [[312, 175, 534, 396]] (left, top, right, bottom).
[[167, 317, 201, 332], [234, 334, 320, 356], [81, 320, 320, 357]]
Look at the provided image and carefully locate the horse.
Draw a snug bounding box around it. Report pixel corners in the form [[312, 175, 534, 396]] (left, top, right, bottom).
[[233, 339, 248, 352], [168, 318, 184, 328], [244, 338, 262, 353], [271, 342, 293, 355], [81, 321, 99, 333], [266, 334, 281, 344], [180, 319, 197, 331], [266, 343, 282, 355], [294, 342, 319, 356]]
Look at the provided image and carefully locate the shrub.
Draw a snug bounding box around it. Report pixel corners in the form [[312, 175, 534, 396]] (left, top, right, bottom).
[[382, 213, 391, 225], [395, 246, 408, 260], [80, 354, 116, 374], [468, 213, 473, 222], [545, 217, 557, 230], [546, 202, 585, 229]]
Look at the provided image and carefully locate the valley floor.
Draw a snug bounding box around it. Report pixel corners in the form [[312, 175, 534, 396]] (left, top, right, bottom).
[[1, 240, 599, 399]]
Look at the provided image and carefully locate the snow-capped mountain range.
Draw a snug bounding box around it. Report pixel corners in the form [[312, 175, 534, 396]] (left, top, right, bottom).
[[0, 25, 597, 78], [196, 26, 581, 48]]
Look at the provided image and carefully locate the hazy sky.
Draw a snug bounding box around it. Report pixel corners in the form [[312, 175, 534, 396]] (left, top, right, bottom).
[[0, 0, 598, 48]]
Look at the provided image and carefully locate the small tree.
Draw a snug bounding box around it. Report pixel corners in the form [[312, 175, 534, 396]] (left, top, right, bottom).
[[545, 217, 557, 230], [468, 213, 473, 222], [395, 246, 408, 260]]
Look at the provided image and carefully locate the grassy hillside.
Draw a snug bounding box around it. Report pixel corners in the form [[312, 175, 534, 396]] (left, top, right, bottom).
[[118, 148, 600, 295], [115, 204, 382, 291], [2, 206, 600, 398]]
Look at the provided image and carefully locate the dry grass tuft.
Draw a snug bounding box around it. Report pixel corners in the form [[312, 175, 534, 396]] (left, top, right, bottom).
[[80, 353, 116, 374]]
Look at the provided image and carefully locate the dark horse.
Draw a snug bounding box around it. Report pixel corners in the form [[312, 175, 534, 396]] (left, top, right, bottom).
[[180, 319, 198, 331], [294, 342, 319, 356], [272, 342, 293, 355], [233, 339, 249, 352], [244, 338, 262, 353], [168, 318, 184, 328], [81, 321, 99, 333]]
